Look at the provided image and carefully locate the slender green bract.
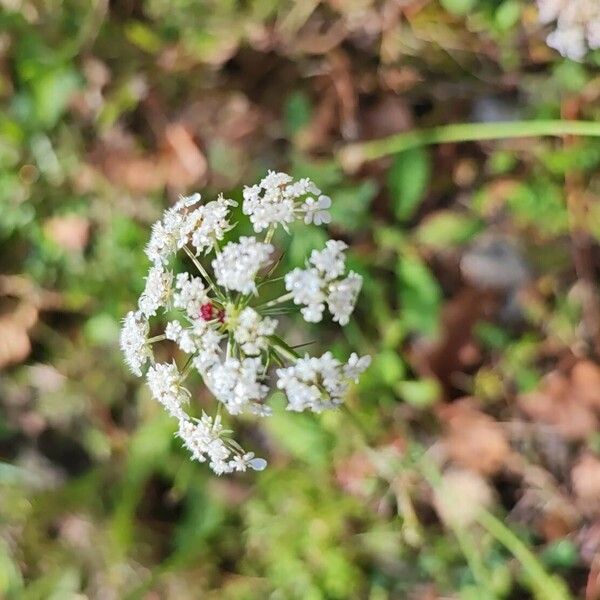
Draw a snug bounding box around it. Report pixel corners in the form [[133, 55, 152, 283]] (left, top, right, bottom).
[[338, 120, 600, 170]]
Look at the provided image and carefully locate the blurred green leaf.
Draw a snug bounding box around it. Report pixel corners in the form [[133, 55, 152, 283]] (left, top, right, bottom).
[[330, 180, 377, 232], [285, 91, 312, 136], [440, 0, 477, 17], [397, 379, 440, 408], [414, 211, 481, 249], [388, 148, 431, 221], [541, 540, 579, 570], [396, 254, 441, 336]]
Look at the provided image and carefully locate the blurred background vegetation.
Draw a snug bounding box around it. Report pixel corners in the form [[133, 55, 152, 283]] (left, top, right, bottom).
[[3, 1, 600, 598]]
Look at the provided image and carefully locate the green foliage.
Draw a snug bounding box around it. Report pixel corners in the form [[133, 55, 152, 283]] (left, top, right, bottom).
[[388, 148, 431, 222]]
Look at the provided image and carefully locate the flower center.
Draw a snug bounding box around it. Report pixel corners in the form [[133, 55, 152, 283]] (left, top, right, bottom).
[[199, 302, 225, 323]]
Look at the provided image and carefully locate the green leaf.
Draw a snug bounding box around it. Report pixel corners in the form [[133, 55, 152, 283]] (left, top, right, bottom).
[[285, 91, 312, 135], [414, 211, 481, 249], [495, 0, 521, 31], [266, 393, 331, 467], [362, 350, 406, 388], [396, 379, 440, 408], [32, 67, 80, 128], [396, 254, 441, 336], [388, 148, 431, 221], [440, 0, 477, 17], [330, 180, 377, 232], [541, 540, 579, 569]]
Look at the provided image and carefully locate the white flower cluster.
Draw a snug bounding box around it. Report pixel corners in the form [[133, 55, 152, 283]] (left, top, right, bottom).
[[242, 170, 332, 232], [537, 0, 600, 60], [120, 172, 370, 475], [285, 240, 362, 325], [277, 352, 371, 413]]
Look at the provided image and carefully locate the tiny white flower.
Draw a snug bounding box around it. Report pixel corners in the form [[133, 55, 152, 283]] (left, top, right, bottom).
[[189, 194, 237, 254], [204, 357, 270, 416], [242, 171, 324, 233], [327, 271, 362, 326], [302, 194, 332, 226], [276, 352, 370, 413], [146, 362, 190, 419], [309, 240, 347, 281], [165, 320, 183, 341], [173, 272, 207, 319], [212, 237, 273, 294], [537, 0, 600, 59], [120, 311, 151, 376], [232, 307, 277, 356], [138, 265, 173, 318]]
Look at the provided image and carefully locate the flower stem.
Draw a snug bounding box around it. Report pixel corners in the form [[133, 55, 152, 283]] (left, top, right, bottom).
[[264, 224, 276, 245], [273, 343, 299, 363], [337, 120, 600, 171], [260, 291, 294, 309], [476, 511, 572, 600], [148, 334, 166, 344], [182, 245, 222, 300]]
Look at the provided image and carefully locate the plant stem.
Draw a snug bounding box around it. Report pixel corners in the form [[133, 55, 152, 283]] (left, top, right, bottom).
[[410, 443, 572, 600], [148, 334, 166, 344], [264, 224, 276, 245], [273, 343, 299, 363], [182, 245, 222, 300], [337, 120, 600, 171], [476, 511, 572, 600], [259, 291, 294, 309]]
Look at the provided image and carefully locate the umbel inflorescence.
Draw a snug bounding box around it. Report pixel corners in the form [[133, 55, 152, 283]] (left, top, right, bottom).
[[120, 172, 370, 475], [537, 0, 600, 60]]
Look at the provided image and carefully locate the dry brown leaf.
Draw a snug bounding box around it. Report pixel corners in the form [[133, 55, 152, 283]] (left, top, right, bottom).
[[0, 303, 38, 369], [572, 454, 600, 517], [571, 360, 600, 410], [518, 370, 599, 441], [433, 468, 493, 527], [441, 399, 511, 475]]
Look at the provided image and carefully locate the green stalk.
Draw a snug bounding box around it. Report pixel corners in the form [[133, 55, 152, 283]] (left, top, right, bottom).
[[337, 120, 600, 171], [476, 511, 572, 600], [410, 444, 572, 600]]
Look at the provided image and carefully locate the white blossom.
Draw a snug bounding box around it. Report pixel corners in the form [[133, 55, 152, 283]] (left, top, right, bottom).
[[284, 240, 361, 325], [165, 320, 183, 341], [277, 352, 370, 413], [242, 171, 326, 233], [120, 311, 151, 376], [192, 327, 223, 371], [310, 240, 348, 280], [189, 194, 237, 254], [327, 272, 363, 326], [537, 0, 600, 60], [232, 307, 277, 356], [173, 272, 208, 319], [177, 415, 266, 475], [204, 357, 270, 416], [138, 265, 173, 318], [302, 195, 332, 225], [146, 362, 190, 419], [123, 172, 368, 475], [212, 237, 273, 294], [145, 194, 201, 264]]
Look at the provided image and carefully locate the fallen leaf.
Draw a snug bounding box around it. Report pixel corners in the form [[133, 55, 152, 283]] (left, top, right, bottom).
[[434, 468, 493, 527], [0, 303, 38, 369], [441, 399, 511, 475], [518, 370, 599, 441], [572, 453, 600, 517]]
